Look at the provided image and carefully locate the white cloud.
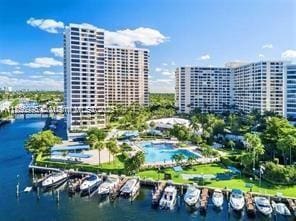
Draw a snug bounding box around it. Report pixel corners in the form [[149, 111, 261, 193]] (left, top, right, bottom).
[[105, 27, 168, 48], [15, 66, 21, 70], [162, 63, 168, 66], [262, 44, 273, 49], [0, 59, 19, 66], [161, 71, 174, 76], [43, 71, 63, 75], [27, 18, 64, 34], [0, 75, 62, 90], [281, 49, 296, 60], [258, 54, 265, 59], [0, 71, 12, 76], [50, 48, 63, 57], [12, 70, 23, 74], [24, 57, 62, 68], [155, 67, 162, 72], [75, 23, 98, 30], [149, 78, 174, 93], [151, 78, 173, 83], [27, 19, 167, 47], [29, 75, 43, 79], [199, 54, 211, 60], [171, 61, 176, 66]]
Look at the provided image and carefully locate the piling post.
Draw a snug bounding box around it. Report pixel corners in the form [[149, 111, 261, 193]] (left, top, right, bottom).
[[56, 190, 60, 203], [16, 174, 20, 198], [37, 186, 40, 200]]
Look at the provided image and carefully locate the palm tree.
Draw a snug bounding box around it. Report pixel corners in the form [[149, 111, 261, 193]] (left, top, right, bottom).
[[187, 155, 196, 165], [96, 141, 105, 165], [105, 140, 118, 163], [228, 140, 236, 150], [171, 153, 185, 165], [277, 134, 296, 165], [190, 115, 202, 133], [244, 133, 265, 171]]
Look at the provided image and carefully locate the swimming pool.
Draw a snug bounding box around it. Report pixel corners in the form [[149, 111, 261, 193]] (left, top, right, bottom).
[[139, 142, 201, 164]]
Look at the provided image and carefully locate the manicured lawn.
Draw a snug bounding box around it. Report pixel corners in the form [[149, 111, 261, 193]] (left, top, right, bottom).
[[137, 163, 296, 198], [98, 156, 124, 170], [37, 154, 124, 173]]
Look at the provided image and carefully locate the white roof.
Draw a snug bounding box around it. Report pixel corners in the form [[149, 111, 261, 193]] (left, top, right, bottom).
[[147, 118, 190, 129]]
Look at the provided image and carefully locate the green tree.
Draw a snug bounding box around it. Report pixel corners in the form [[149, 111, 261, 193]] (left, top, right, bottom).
[[186, 155, 196, 165], [124, 151, 145, 175], [25, 130, 61, 155], [86, 128, 106, 141], [261, 117, 295, 162], [277, 134, 296, 165], [105, 140, 118, 163], [171, 153, 185, 165], [244, 133, 265, 170], [240, 152, 253, 169], [227, 140, 236, 150]]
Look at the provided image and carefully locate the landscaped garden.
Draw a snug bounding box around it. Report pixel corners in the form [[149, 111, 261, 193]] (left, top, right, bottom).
[[25, 93, 296, 198]]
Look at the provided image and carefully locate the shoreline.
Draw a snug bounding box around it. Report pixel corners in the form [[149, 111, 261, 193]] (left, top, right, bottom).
[[28, 160, 296, 201]]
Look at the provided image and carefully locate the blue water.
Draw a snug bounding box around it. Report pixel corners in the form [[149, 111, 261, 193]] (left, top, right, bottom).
[[0, 118, 293, 221], [140, 142, 200, 163]]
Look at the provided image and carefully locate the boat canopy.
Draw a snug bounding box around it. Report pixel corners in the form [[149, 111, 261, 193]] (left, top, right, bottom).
[[51, 144, 90, 152], [232, 189, 243, 195]]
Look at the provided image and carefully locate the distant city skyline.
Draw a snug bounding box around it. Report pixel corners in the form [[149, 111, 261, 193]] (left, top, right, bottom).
[[0, 0, 295, 92]]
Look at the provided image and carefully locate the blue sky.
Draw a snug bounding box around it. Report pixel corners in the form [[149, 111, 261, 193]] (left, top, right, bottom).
[[0, 0, 295, 92]]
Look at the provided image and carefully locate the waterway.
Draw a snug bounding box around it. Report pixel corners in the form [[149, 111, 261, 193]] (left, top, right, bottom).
[[0, 118, 293, 221]]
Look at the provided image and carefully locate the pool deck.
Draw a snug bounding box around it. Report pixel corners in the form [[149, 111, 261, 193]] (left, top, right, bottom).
[[142, 157, 219, 169]]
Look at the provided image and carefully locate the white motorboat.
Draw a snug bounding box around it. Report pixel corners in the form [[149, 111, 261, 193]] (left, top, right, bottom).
[[254, 196, 273, 216], [230, 189, 245, 212], [41, 171, 68, 189], [80, 174, 102, 195], [272, 201, 291, 216], [98, 175, 120, 196], [120, 178, 140, 197], [159, 185, 177, 210], [184, 185, 200, 207], [212, 189, 224, 208]]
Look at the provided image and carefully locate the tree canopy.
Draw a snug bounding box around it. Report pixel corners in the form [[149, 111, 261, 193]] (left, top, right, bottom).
[[25, 130, 61, 155]]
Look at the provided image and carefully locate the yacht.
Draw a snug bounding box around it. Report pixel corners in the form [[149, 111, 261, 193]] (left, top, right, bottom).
[[272, 201, 291, 216], [212, 189, 224, 208], [254, 196, 273, 216], [41, 171, 68, 189], [159, 185, 177, 210], [80, 174, 102, 195], [120, 178, 140, 197], [230, 189, 245, 212], [98, 175, 120, 196], [184, 184, 200, 207]]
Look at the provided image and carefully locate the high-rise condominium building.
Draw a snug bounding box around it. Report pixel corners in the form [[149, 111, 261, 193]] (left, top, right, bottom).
[[175, 67, 233, 113], [284, 64, 296, 120], [105, 46, 149, 107], [64, 24, 149, 130], [176, 61, 286, 116]]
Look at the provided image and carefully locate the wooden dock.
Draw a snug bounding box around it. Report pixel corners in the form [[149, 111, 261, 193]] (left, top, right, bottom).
[[245, 192, 256, 217], [151, 181, 166, 206], [200, 188, 209, 213], [109, 177, 128, 200], [287, 199, 296, 216]]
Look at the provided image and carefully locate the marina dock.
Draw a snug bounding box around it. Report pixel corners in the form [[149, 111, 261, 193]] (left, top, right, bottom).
[[151, 181, 166, 206]]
